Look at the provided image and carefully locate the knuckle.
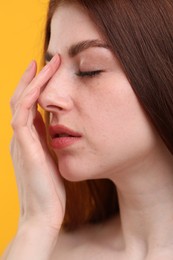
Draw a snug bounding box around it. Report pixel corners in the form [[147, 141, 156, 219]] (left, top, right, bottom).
[[16, 100, 27, 110], [10, 108, 21, 130], [11, 118, 18, 130]]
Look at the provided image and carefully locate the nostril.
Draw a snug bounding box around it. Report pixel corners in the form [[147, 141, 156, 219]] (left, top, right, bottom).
[[38, 91, 73, 113], [47, 105, 63, 111]]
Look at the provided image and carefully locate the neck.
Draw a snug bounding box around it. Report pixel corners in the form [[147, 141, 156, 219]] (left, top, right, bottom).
[[111, 143, 173, 257]]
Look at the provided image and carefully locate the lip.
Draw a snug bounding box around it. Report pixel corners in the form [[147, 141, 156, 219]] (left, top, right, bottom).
[[48, 124, 82, 149]]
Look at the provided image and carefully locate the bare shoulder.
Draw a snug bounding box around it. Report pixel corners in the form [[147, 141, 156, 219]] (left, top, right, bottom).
[[51, 216, 123, 260]]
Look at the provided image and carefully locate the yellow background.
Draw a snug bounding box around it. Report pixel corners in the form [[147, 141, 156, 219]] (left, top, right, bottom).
[[0, 0, 49, 254]]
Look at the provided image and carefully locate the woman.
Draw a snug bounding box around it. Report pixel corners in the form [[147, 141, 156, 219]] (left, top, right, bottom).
[[2, 0, 173, 259]]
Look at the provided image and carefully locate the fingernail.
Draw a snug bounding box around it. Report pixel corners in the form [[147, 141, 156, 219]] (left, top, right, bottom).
[[51, 54, 59, 63], [41, 54, 59, 73]]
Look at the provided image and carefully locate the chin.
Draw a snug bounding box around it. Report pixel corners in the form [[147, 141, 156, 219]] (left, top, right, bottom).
[[58, 161, 110, 183], [58, 162, 87, 182]]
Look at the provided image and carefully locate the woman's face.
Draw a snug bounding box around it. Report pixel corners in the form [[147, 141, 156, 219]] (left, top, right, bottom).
[[39, 3, 158, 181]]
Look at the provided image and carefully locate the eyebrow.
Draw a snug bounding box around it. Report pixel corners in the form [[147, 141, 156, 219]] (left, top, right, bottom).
[[45, 39, 110, 62]]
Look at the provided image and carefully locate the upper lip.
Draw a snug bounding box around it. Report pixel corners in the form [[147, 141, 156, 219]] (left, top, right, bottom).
[[48, 124, 82, 139]]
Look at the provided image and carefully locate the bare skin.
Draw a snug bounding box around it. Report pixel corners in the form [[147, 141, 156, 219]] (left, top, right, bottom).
[[2, 2, 173, 260], [43, 3, 173, 259], [2, 55, 66, 260], [52, 213, 173, 260]]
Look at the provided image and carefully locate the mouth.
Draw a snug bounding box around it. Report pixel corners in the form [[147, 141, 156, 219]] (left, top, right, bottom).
[[54, 133, 75, 138], [48, 124, 82, 149]]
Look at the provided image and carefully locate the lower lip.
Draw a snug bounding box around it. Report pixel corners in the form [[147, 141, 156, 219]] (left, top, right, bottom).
[[50, 136, 81, 149]]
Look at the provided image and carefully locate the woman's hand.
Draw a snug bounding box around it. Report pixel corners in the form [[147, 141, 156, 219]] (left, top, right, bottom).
[[10, 54, 66, 235]]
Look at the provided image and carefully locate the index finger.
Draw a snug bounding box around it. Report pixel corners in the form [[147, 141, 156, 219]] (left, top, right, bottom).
[[15, 54, 60, 112], [26, 54, 60, 95], [11, 54, 60, 115]]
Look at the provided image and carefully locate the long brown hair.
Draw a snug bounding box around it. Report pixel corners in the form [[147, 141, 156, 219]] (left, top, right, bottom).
[[44, 0, 173, 231]]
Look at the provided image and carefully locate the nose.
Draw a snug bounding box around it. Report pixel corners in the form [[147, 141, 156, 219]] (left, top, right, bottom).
[[38, 71, 74, 114]]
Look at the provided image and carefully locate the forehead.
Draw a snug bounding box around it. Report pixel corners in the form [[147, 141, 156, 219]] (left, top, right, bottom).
[[48, 3, 103, 53]]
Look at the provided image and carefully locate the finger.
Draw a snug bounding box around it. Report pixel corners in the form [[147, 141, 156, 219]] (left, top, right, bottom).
[[13, 53, 60, 128], [11, 54, 60, 150], [11, 87, 39, 132], [32, 110, 47, 139], [11, 87, 47, 160], [19, 53, 60, 102], [10, 61, 37, 114], [26, 104, 47, 146], [11, 53, 60, 115]]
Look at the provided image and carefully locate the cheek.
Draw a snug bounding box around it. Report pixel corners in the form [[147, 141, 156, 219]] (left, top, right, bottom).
[[83, 80, 158, 168]]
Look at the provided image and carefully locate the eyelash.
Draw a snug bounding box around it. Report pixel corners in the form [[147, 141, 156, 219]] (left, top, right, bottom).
[[76, 70, 103, 78]]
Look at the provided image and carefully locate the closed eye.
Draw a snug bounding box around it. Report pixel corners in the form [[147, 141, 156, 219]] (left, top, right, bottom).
[[76, 70, 103, 78]]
